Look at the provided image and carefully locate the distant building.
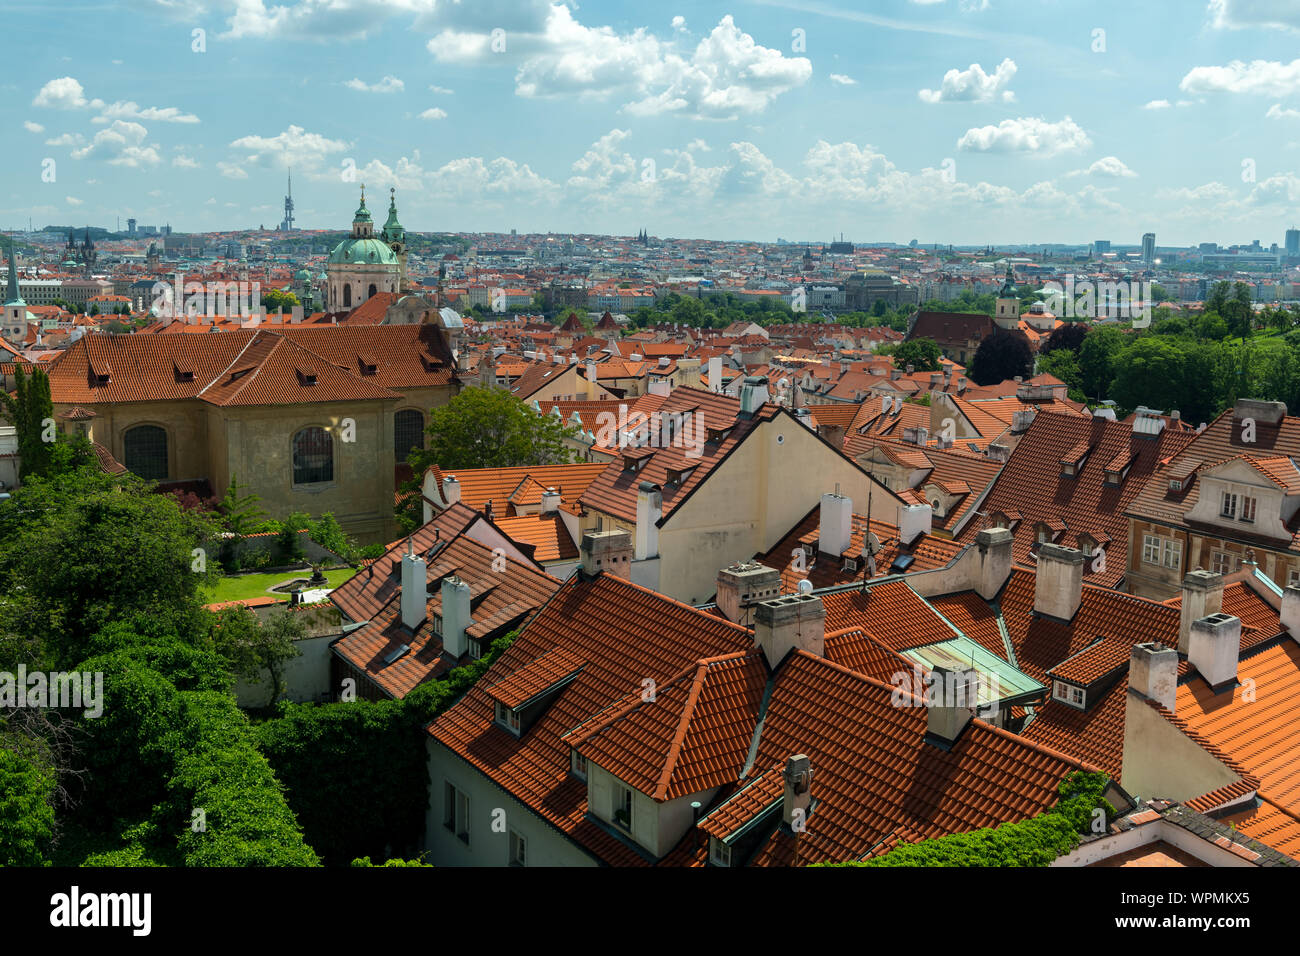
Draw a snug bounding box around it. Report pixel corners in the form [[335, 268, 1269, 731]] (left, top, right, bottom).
[[1094, 240, 1111, 255], [1286, 228, 1299, 258], [1142, 232, 1156, 264]]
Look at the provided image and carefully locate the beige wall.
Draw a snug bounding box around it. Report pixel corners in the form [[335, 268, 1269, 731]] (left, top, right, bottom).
[[1120, 689, 1241, 802]]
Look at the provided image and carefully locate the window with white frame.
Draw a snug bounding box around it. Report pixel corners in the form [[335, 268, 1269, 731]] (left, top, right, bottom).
[[1241, 496, 1257, 523], [1142, 534, 1161, 565], [1163, 538, 1182, 570], [1288, 568, 1300, 587], [1053, 680, 1085, 708], [613, 785, 633, 831], [1221, 491, 1238, 519], [509, 829, 527, 867], [570, 749, 587, 780], [1211, 550, 1237, 575], [709, 838, 732, 867], [494, 701, 521, 734], [444, 782, 470, 845]]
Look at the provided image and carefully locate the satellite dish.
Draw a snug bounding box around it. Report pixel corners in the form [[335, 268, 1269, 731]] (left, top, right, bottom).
[[778, 377, 790, 390], [863, 532, 881, 556], [797, 579, 814, 595]]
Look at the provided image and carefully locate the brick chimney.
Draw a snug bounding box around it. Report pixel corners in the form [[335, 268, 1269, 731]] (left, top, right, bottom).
[[716, 561, 781, 624], [440, 574, 472, 658], [1178, 570, 1223, 654], [924, 665, 979, 749], [1034, 543, 1084, 622], [754, 593, 825, 669], [1188, 613, 1241, 690], [580, 527, 633, 577], [976, 527, 1013, 600], [1129, 643, 1177, 712]]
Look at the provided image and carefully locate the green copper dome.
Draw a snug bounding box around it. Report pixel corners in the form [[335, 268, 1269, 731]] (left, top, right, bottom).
[[294, 268, 311, 281], [353, 187, 372, 223], [998, 265, 1017, 298], [327, 236, 398, 266], [381, 188, 404, 242]]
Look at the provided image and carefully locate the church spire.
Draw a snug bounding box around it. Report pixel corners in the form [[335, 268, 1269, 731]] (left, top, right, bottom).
[[5, 239, 24, 307]]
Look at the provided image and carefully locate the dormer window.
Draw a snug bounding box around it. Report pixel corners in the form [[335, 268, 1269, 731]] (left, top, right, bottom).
[[1241, 496, 1257, 523], [709, 838, 733, 867], [842, 558, 857, 573], [613, 785, 633, 831], [1053, 680, 1086, 709], [494, 700, 521, 735], [296, 366, 317, 386], [570, 749, 587, 780], [1221, 492, 1237, 519]]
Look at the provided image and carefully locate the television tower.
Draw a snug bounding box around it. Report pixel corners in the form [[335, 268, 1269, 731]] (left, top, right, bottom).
[[281, 169, 295, 231]]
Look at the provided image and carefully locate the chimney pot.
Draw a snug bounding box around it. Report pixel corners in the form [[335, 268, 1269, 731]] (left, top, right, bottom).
[[925, 665, 979, 748], [1178, 569, 1223, 654], [975, 527, 1013, 599], [754, 593, 825, 668], [818, 492, 853, 557], [1129, 642, 1178, 712], [1034, 543, 1085, 622], [1188, 613, 1241, 689]]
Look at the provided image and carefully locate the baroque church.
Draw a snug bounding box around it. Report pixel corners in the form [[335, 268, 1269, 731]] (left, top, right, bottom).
[[324, 186, 408, 312]]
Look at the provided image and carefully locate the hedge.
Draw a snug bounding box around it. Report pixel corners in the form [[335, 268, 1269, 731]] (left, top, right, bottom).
[[823, 771, 1111, 867], [256, 632, 517, 866]]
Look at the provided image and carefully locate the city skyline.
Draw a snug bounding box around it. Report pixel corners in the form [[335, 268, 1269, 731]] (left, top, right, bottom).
[[5, 1, 1300, 243]]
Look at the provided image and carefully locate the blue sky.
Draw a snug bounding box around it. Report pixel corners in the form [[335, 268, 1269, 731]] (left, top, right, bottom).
[[5, 0, 1300, 245]]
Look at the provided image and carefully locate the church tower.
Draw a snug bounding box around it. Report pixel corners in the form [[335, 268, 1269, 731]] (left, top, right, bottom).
[[4, 240, 30, 345], [994, 264, 1020, 330], [381, 188, 408, 290]]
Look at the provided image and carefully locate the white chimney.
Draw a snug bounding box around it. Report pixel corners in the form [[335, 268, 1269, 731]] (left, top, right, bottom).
[[898, 502, 931, 545], [540, 486, 560, 514], [1178, 570, 1223, 654], [708, 355, 722, 392], [925, 666, 979, 748], [819, 491, 853, 556], [290, 304, 304, 324], [400, 539, 427, 631], [585, 360, 598, 398], [634, 481, 662, 560], [440, 574, 472, 658], [441, 475, 461, 507], [1188, 613, 1241, 689], [781, 754, 813, 829], [1282, 585, 1300, 639], [739, 376, 770, 416], [1034, 544, 1085, 622], [1129, 642, 1177, 712], [754, 593, 825, 669], [976, 528, 1014, 599]]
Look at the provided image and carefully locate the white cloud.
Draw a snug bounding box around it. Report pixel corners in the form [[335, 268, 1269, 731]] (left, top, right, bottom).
[[66, 196, 83, 207], [1208, 0, 1300, 32], [344, 75, 404, 94], [173, 154, 200, 168], [829, 73, 856, 86], [218, 161, 249, 179], [1181, 59, 1300, 96], [1067, 156, 1137, 178], [70, 120, 160, 167], [428, 85, 454, 95], [33, 76, 101, 110], [919, 58, 1016, 103], [957, 116, 1090, 156], [23, 121, 44, 133], [1267, 103, 1300, 119], [419, 107, 447, 120], [229, 125, 348, 170], [96, 101, 200, 123], [430, 9, 811, 120], [1143, 99, 1171, 110], [45, 132, 84, 147]]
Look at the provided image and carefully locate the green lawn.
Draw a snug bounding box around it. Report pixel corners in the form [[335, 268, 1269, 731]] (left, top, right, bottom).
[[202, 566, 357, 605]]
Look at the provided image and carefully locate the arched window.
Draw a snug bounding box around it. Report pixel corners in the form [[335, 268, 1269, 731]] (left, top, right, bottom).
[[368, 283, 377, 298], [123, 424, 168, 480], [293, 427, 333, 485], [394, 409, 424, 462], [342, 284, 352, 308]]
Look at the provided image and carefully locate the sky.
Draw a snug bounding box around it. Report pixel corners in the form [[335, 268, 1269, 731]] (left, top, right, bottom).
[[5, 0, 1300, 246]]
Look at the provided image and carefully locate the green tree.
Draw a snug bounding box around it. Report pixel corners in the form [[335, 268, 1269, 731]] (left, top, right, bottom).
[[1036, 349, 1083, 397], [1077, 326, 1124, 399], [1040, 322, 1088, 355], [219, 473, 266, 537], [1110, 337, 1189, 417], [969, 330, 1033, 386], [208, 605, 302, 706], [260, 289, 300, 312], [0, 748, 57, 866], [1, 366, 55, 480], [892, 338, 942, 372]]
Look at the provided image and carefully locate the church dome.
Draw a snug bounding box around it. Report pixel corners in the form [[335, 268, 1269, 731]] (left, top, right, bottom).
[[327, 237, 398, 266]]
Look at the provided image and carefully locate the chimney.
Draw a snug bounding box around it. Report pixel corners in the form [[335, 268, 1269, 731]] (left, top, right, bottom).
[[634, 481, 662, 560], [818, 491, 853, 556], [1129, 643, 1177, 712], [441, 474, 461, 507], [1281, 585, 1300, 639], [440, 574, 472, 658], [580, 527, 633, 578], [929, 372, 941, 388], [890, 368, 902, 381], [585, 360, 598, 398], [1188, 613, 1241, 689], [754, 593, 825, 668], [540, 486, 560, 514], [1034, 544, 1085, 622], [400, 539, 427, 631], [986, 442, 1010, 463], [925, 665, 979, 749], [739, 376, 770, 417], [781, 754, 813, 829], [905, 364, 914, 374], [1012, 408, 1037, 433], [708, 355, 722, 392], [1178, 570, 1223, 654], [1232, 398, 1286, 426], [716, 561, 782, 624], [975, 527, 1013, 599], [915, 425, 929, 447], [897, 502, 931, 545], [290, 304, 304, 324], [958, 376, 967, 393]]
